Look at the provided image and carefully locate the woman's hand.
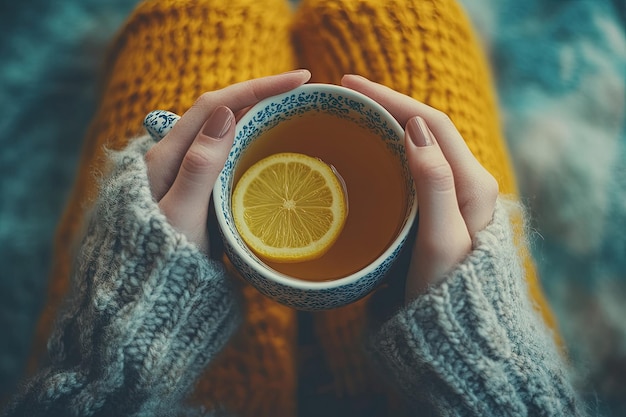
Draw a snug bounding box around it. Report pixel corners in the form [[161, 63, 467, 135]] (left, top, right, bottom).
[[341, 75, 499, 302], [144, 70, 311, 254]]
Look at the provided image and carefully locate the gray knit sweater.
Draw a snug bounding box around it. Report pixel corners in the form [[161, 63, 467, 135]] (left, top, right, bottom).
[[2, 136, 583, 416]]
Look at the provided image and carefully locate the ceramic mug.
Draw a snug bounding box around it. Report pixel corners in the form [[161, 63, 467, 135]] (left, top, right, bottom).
[[145, 84, 418, 310]]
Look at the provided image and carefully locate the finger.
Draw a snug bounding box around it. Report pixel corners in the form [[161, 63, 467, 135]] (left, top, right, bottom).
[[158, 106, 235, 253], [166, 69, 311, 146], [341, 74, 498, 236], [404, 116, 471, 300], [147, 69, 311, 199]]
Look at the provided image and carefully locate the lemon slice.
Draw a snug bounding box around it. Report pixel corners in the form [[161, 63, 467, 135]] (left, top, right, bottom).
[[232, 152, 348, 263]]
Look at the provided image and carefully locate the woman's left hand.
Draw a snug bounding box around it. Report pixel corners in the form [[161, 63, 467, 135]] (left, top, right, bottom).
[[143, 70, 312, 254]]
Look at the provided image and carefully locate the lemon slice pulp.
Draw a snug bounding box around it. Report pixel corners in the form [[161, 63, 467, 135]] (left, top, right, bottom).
[[232, 152, 348, 263]]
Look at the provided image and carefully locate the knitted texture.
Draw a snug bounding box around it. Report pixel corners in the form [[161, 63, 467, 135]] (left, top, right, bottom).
[[29, 1, 300, 416], [27, 0, 559, 416], [4, 136, 240, 417], [0, 0, 139, 397], [293, 0, 514, 190], [368, 201, 583, 416], [291, 0, 557, 408]]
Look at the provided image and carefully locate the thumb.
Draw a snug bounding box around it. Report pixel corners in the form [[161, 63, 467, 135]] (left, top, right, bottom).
[[159, 106, 235, 252]]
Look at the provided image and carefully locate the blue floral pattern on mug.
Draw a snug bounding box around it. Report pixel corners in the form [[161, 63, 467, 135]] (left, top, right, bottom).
[[221, 231, 409, 310], [143, 110, 180, 141], [215, 84, 418, 310]]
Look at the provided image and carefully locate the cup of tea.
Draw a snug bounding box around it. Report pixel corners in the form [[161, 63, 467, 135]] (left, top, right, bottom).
[[210, 83, 418, 310]]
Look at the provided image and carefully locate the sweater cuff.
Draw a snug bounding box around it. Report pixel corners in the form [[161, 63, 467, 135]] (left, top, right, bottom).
[[6, 136, 240, 417], [368, 200, 581, 416], [70, 134, 240, 393]]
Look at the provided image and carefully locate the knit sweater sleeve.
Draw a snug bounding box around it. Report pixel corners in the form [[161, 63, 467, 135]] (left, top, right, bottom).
[[3, 136, 241, 417], [368, 200, 585, 416]]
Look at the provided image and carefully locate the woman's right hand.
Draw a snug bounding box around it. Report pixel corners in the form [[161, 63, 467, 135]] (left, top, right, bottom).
[[144, 70, 312, 255], [341, 74, 499, 301]]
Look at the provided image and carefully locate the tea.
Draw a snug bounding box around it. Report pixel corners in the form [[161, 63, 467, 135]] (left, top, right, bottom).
[[234, 112, 407, 281]]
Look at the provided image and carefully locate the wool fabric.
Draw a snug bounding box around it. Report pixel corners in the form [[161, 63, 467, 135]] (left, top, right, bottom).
[[28, 0, 559, 416], [368, 200, 581, 416], [291, 0, 559, 409], [30, 1, 300, 415], [4, 138, 582, 416], [5, 136, 240, 416]]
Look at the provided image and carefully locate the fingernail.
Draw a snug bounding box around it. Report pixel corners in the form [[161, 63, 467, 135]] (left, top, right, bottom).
[[406, 116, 435, 147], [143, 110, 181, 141], [280, 69, 310, 75], [202, 106, 234, 140], [345, 74, 368, 81]]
